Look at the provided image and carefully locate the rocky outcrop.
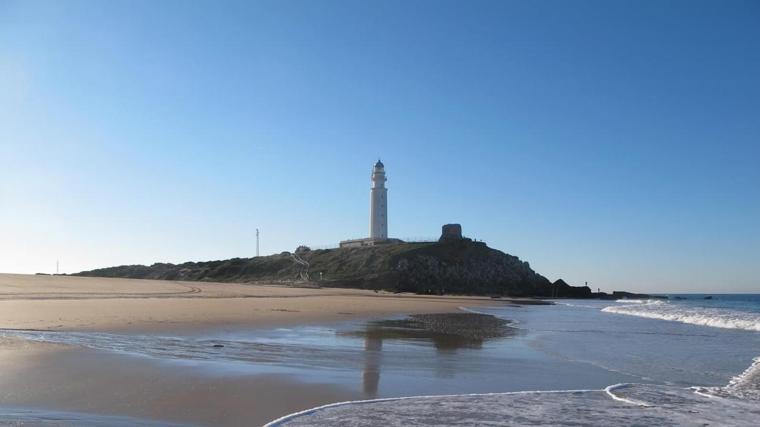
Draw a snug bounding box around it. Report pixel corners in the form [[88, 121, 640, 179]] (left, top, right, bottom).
[[592, 291, 667, 300], [552, 279, 592, 298], [73, 240, 602, 298], [388, 240, 552, 296]]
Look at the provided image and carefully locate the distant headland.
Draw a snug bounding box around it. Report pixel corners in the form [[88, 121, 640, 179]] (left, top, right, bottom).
[[74, 161, 655, 299], [73, 223, 653, 300]]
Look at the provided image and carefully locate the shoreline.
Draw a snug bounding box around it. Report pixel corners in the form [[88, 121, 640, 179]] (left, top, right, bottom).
[[4, 274, 755, 426]]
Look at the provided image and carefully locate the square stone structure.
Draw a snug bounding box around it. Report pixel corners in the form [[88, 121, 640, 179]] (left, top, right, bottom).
[[439, 224, 463, 241]]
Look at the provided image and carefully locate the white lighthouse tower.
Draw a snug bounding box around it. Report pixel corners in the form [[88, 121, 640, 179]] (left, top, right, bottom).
[[369, 160, 388, 239], [339, 160, 392, 248]]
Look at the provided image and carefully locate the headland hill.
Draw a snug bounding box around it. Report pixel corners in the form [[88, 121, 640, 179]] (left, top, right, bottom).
[[72, 223, 654, 300], [73, 162, 653, 300]]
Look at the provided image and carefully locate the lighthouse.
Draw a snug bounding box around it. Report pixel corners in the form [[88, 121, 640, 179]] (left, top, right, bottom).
[[339, 160, 393, 248], [369, 160, 388, 239]]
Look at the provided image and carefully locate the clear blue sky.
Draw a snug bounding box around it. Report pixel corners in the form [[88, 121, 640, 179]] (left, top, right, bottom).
[[1, 0, 758, 293]]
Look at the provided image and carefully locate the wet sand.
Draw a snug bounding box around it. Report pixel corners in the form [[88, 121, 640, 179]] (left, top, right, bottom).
[[0, 314, 527, 426], [0, 337, 359, 426]]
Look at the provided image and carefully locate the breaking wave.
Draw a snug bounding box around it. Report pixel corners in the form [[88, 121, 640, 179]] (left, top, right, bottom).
[[614, 299, 663, 304], [265, 382, 760, 426], [695, 356, 760, 401], [602, 300, 760, 332]]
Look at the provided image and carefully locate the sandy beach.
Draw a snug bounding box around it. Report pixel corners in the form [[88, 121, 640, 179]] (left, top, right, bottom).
[[0, 273, 507, 425], [0, 273, 503, 332]]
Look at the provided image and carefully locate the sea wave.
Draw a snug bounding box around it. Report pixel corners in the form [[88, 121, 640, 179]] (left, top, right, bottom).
[[695, 356, 760, 401], [614, 299, 663, 304], [553, 301, 603, 309], [265, 357, 760, 425], [602, 301, 760, 332], [265, 382, 760, 426]]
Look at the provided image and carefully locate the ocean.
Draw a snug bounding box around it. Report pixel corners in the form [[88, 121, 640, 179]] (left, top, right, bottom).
[[488, 294, 760, 389], [488, 295, 760, 400], [269, 294, 760, 425]]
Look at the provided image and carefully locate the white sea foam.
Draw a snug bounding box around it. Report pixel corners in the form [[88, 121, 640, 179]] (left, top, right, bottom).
[[726, 356, 760, 400], [266, 383, 760, 426], [614, 299, 663, 304], [457, 306, 489, 314], [263, 388, 604, 427], [602, 300, 760, 332], [554, 301, 602, 309], [696, 357, 760, 401], [603, 383, 651, 406]]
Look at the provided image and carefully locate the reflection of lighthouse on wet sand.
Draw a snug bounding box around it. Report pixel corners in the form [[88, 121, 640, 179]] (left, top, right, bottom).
[[362, 331, 383, 396]]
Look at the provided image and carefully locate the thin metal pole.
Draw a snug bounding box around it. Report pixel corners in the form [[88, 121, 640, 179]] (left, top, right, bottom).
[[256, 229, 260, 257]]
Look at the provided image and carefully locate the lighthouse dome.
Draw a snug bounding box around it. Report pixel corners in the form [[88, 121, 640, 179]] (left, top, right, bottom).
[[374, 160, 384, 169]]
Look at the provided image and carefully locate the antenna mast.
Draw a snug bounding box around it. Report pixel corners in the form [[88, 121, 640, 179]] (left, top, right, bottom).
[[256, 229, 260, 257]]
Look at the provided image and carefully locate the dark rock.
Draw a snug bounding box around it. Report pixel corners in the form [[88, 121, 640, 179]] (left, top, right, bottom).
[[73, 240, 555, 297], [551, 279, 592, 298], [613, 291, 666, 300], [71, 238, 644, 299], [591, 291, 666, 300]]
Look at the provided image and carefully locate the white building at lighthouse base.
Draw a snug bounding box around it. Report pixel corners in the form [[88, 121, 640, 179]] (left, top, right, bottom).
[[339, 237, 393, 248]]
